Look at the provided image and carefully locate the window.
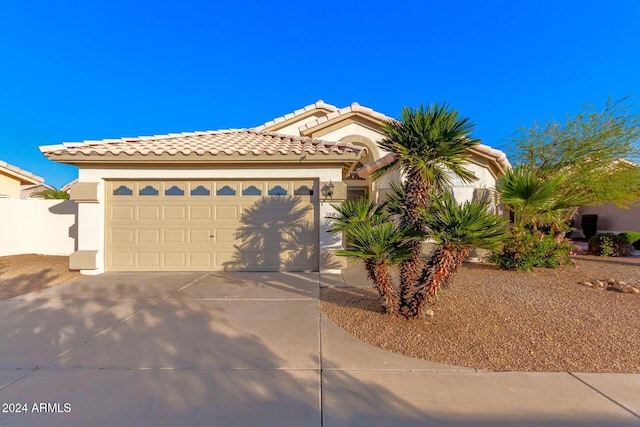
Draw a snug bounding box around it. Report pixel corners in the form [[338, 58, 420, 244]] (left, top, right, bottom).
[[191, 185, 210, 196], [139, 185, 159, 196], [216, 185, 236, 196], [242, 185, 262, 196], [113, 185, 133, 196], [294, 185, 313, 196], [165, 185, 185, 196], [268, 185, 287, 196]]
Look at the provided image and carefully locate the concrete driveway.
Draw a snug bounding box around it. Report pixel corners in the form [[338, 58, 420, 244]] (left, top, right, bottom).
[[0, 272, 639, 426]]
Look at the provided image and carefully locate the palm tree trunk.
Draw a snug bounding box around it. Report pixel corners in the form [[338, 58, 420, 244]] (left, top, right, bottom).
[[399, 172, 430, 309], [368, 261, 399, 315], [411, 246, 470, 319]]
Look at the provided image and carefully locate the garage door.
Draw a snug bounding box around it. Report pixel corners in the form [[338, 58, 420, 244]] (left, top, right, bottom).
[[105, 180, 319, 272]]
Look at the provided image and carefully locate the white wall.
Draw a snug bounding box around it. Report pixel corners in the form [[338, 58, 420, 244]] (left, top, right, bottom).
[[0, 199, 77, 256], [575, 204, 640, 235]]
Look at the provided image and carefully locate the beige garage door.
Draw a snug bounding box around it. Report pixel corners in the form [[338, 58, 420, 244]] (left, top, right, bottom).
[[105, 180, 319, 272]]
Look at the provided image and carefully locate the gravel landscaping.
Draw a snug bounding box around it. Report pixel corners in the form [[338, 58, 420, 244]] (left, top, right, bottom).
[[320, 255, 640, 373], [0, 254, 83, 299]]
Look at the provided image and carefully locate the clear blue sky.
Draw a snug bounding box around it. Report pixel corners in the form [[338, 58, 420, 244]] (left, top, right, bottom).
[[1, 0, 639, 189]]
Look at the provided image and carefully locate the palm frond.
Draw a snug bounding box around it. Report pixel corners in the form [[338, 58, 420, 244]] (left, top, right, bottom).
[[422, 192, 508, 252]]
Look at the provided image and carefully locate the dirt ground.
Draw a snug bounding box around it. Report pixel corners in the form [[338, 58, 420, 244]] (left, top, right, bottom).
[[321, 255, 640, 373], [0, 254, 84, 299]]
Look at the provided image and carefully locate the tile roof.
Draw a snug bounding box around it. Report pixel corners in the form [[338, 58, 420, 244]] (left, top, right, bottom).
[[253, 100, 339, 131], [356, 144, 512, 178], [0, 160, 44, 184], [471, 143, 512, 172], [40, 129, 366, 158], [298, 102, 394, 133]]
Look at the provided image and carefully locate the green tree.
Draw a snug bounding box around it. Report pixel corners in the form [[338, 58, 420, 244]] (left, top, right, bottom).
[[334, 220, 420, 315], [497, 167, 588, 235], [512, 97, 640, 209], [328, 103, 507, 319], [413, 192, 507, 317], [376, 103, 480, 309], [493, 167, 587, 271]]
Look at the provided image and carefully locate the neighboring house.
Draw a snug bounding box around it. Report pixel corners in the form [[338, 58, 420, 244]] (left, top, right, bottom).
[[20, 183, 55, 199], [574, 205, 640, 236], [61, 179, 78, 195], [40, 100, 510, 275], [0, 160, 44, 199]]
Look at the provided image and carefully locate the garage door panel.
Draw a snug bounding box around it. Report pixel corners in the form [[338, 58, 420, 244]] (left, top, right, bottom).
[[215, 205, 238, 220], [189, 253, 212, 267], [106, 180, 318, 272], [189, 229, 212, 243], [111, 229, 134, 244], [110, 252, 135, 269], [163, 253, 186, 267], [163, 229, 186, 243], [164, 206, 186, 220], [139, 205, 161, 220], [189, 205, 212, 220], [138, 229, 160, 244], [138, 252, 161, 268], [112, 205, 135, 220]]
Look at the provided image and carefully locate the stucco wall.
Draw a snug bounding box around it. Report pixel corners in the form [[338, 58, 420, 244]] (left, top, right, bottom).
[[0, 199, 77, 256], [576, 204, 640, 234], [0, 173, 21, 199]]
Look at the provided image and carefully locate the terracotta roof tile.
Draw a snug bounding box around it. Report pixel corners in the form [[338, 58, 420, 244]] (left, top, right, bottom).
[[40, 129, 366, 158], [298, 102, 394, 133], [0, 160, 44, 184], [253, 100, 339, 131]]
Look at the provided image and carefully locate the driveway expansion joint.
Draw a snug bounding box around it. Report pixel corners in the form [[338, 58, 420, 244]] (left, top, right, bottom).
[[568, 372, 640, 420]]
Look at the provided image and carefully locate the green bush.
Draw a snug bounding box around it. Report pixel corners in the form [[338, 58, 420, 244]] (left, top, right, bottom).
[[619, 231, 640, 250], [491, 229, 575, 271], [587, 233, 634, 257]]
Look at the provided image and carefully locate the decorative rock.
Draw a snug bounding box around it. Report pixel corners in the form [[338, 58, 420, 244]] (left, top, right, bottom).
[[578, 278, 640, 295], [424, 309, 434, 317]]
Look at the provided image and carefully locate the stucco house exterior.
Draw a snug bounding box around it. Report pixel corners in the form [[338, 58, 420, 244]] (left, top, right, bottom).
[[0, 160, 44, 199], [40, 101, 510, 275]]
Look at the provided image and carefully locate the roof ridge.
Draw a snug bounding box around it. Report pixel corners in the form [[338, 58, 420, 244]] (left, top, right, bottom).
[[0, 160, 44, 184], [253, 100, 339, 130], [298, 101, 394, 133]]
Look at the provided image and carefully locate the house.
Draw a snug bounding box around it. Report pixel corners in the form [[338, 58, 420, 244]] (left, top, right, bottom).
[[0, 160, 44, 199], [21, 183, 55, 199], [40, 101, 510, 275]]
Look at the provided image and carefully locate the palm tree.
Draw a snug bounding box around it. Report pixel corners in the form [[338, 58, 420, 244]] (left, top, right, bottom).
[[375, 103, 480, 306], [32, 188, 70, 199], [497, 167, 588, 235], [409, 192, 507, 317], [334, 220, 420, 315]]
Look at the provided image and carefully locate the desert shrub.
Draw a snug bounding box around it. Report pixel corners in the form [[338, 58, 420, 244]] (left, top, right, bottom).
[[619, 231, 640, 250], [588, 233, 634, 257], [581, 214, 598, 240], [491, 229, 575, 271]]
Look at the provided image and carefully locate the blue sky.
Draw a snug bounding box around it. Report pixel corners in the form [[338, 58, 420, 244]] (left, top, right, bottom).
[[1, 0, 639, 189]]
